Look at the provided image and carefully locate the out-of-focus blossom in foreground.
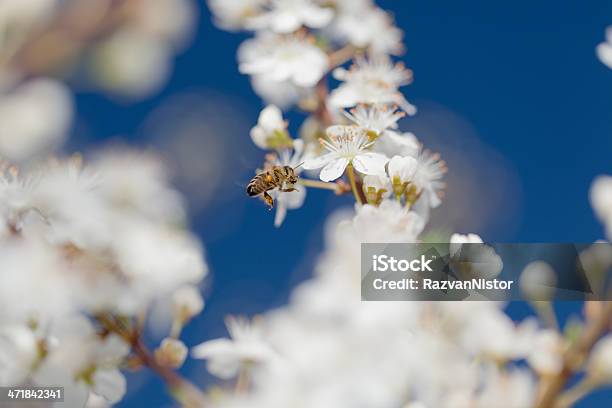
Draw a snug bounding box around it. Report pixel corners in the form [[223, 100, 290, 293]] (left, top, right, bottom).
[[597, 27, 612, 69], [0, 152, 208, 406], [0, 78, 72, 162]]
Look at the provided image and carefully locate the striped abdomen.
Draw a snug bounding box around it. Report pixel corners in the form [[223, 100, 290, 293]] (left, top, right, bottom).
[[246, 171, 276, 196]]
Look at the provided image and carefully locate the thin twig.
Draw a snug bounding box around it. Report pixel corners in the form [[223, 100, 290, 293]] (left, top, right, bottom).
[[346, 163, 363, 205], [96, 314, 208, 408], [328, 44, 358, 69], [536, 301, 612, 408], [299, 178, 349, 194]]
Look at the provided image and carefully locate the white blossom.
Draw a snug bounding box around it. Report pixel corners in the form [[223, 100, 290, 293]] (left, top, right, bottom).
[[332, 6, 403, 55], [250, 105, 289, 149], [0, 325, 38, 386], [238, 33, 328, 88], [192, 316, 275, 379], [519, 261, 557, 301], [343, 104, 405, 137], [373, 130, 420, 158], [91, 29, 173, 99], [329, 56, 416, 115], [246, 0, 333, 33], [587, 335, 612, 382], [526, 330, 564, 376], [155, 338, 188, 369], [90, 148, 186, 224], [302, 125, 388, 181], [596, 27, 612, 69], [362, 174, 391, 205], [33, 316, 128, 407], [449, 233, 503, 281], [388, 155, 418, 185], [590, 175, 612, 238], [250, 75, 302, 109], [0, 78, 72, 162], [172, 285, 205, 323], [207, 0, 266, 31]]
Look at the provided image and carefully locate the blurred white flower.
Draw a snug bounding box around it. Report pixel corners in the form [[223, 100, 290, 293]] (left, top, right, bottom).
[[596, 27, 612, 69], [0, 325, 38, 386], [172, 285, 205, 324], [207, 0, 266, 31], [302, 125, 387, 181], [92, 29, 172, 99], [250, 75, 302, 109], [0, 238, 72, 326], [246, 0, 333, 33], [526, 330, 564, 376], [330, 56, 416, 115], [0, 152, 208, 325], [155, 338, 188, 369], [374, 130, 420, 158], [239, 32, 328, 88], [90, 148, 186, 225], [352, 199, 424, 242], [28, 158, 111, 250], [250, 105, 290, 149], [519, 261, 557, 301], [33, 316, 128, 407], [133, 0, 196, 49], [449, 233, 503, 280], [587, 336, 612, 382], [0, 78, 72, 162], [333, 6, 403, 55], [0, 0, 57, 25], [590, 175, 612, 238], [475, 368, 535, 408], [344, 104, 405, 137], [112, 219, 207, 314], [0, 0, 58, 65], [192, 316, 275, 379]]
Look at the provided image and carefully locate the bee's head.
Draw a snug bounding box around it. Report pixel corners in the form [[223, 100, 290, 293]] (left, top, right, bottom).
[[284, 165, 298, 184]]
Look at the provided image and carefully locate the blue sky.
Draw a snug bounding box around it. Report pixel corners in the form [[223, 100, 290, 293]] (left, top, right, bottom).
[[71, 1, 612, 406]]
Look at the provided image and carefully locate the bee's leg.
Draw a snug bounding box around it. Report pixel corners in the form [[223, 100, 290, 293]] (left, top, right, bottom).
[[263, 191, 274, 209], [280, 187, 298, 193]]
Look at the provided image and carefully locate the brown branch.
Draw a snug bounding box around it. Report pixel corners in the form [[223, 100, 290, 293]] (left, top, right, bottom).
[[536, 301, 612, 408], [328, 44, 358, 69], [96, 314, 208, 408]]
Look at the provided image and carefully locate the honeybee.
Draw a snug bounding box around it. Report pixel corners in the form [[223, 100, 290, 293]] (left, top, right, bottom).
[[246, 165, 299, 208]]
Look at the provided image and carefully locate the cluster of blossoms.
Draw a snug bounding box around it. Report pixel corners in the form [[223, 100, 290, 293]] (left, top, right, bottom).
[[192, 1, 612, 407], [0, 153, 208, 406], [0, 1, 210, 407], [0, 0, 195, 162]]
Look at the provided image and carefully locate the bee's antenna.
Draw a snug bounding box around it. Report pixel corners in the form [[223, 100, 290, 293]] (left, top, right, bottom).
[[294, 161, 305, 169]]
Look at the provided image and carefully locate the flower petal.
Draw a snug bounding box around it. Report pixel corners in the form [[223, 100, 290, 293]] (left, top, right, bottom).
[[259, 105, 284, 130], [302, 152, 336, 170], [353, 153, 388, 176], [274, 202, 288, 228], [282, 186, 306, 209], [92, 369, 126, 404], [320, 158, 349, 182]]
